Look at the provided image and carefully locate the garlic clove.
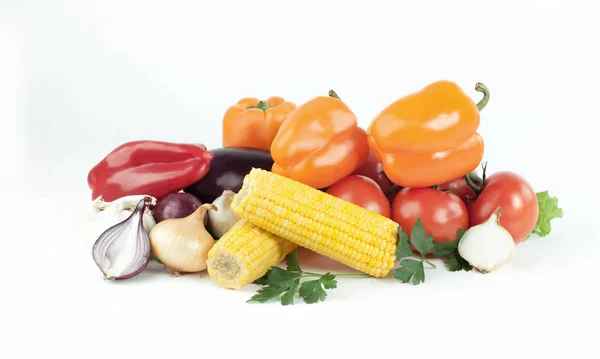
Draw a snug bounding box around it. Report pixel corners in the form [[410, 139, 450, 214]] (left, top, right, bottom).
[[207, 190, 241, 239], [457, 207, 516, 273]]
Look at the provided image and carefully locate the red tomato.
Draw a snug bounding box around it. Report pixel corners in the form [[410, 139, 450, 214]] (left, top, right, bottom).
[[326, 175, 391, 218], [440, 173, 481, 202], [351, 152, 393, 192], [392, 187, 468, 244], [351, 152, 401, 203], [468, 171, 539, 244]]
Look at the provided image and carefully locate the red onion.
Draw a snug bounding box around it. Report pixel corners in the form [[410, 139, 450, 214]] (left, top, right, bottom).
[[92, 197, 152, 280], [153, 192, 204, 224]]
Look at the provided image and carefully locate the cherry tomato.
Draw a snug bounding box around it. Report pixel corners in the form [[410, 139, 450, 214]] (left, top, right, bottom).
[[392, 187, 468, 245], [326, 175, 391, 218], [468, 171, 539, 244], [440, 172, 482, 202]]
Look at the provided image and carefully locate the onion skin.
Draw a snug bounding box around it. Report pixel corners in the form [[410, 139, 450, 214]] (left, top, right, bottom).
[[149, 203, 217, 275], [92, 197, 152, 280], [457, 207, 516, 273], [153, 192, 207, 226]]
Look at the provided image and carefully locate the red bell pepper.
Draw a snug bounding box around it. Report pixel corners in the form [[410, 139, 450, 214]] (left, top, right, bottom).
[[88, 140, 214, 202]]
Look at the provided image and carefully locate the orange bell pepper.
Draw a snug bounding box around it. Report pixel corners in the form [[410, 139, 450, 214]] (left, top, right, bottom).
[[367, 81, 490, 188], [270, 91, 370, 189], [222, 96, 296, 151]]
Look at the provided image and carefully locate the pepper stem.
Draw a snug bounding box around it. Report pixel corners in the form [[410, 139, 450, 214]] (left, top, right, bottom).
[[248, 101, 269, 111], [328, 90, 340, 99], [475, 82, 490, 111]]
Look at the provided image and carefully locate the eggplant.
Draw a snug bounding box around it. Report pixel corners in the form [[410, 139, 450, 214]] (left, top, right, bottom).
[[184, 147, 274, 204]]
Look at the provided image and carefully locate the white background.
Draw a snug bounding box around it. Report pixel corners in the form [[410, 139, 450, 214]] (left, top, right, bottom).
[[1, 0, 599, 358]]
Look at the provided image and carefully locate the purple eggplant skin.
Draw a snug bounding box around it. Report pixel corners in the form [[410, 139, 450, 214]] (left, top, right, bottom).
[[184, 147, 274, 204]]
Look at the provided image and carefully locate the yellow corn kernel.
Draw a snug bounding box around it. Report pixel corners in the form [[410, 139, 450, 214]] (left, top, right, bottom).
[[206, 219, 297, 289], [231, 168, 398, 277]]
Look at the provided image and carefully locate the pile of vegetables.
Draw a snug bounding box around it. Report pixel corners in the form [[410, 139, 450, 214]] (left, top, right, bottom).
[[86, 80, 563, 305]]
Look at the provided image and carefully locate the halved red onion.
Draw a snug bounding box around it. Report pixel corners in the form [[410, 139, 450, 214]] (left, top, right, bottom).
[[92, 197, 152, 280]]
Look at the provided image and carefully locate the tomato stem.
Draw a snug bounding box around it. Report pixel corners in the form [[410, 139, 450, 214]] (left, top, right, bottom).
[[467, 172, 483, 183], [328, 89, 341, 99], [385, 184, 400, 196], [465, 174, 482, 195], [475, 82, 490, 111], [481, 161, 488, 186]]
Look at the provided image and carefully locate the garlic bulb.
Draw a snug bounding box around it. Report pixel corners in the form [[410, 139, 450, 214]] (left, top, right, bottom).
[[84, 195, 157, 253], [207, 190, 240, 238], [457, 207, 516, 273]]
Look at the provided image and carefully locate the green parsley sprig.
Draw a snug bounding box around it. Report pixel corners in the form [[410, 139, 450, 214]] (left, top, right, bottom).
[[248, 250, 369, 305], [432, 229, 472, 272], [394, 218, 437, 285]]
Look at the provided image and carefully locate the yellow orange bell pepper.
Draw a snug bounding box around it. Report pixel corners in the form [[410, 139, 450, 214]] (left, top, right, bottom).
[[368, 81, 489, 188], [222, 96, 296, 151], [270, 91, 370, 189]]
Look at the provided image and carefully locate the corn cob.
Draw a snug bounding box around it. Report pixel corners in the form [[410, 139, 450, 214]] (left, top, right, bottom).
[[206, 219, 297, 289], [231, 168, 399, 277]]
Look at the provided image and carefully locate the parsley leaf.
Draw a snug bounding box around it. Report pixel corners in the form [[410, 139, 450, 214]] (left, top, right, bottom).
[[431, 228, 472, 272], [393, 219, 437, 285], [319, 273, 338, 289], [248, 267, 302, 304], [446, 255, 472, 272], [266, 267, 300, 287], [411, 219, 434, 256], [299, 278, 328, 304], [396, 226, 414, 260], [280, 277, 300, 306], [532, 191, 563, 237], [432, 241, 457, 258], [253, 275, 268, 285], [394, 259, 425, 285], [286, 250, 301, 272], [247, 284, 289, 303], [249, 259, 343, 305], [432, 229, 465, 257]]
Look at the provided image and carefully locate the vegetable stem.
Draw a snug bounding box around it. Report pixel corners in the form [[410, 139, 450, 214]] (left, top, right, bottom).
[[248, 101, 269, 111], [475, 82, 490, 111], [465, 173, 482, 195], [423, 259, 437, 269], [328, 89, 341, 99], [302, 271, 370, 279], [481, 161, 488, 186], [385, 184, 400, 196], [467, 172, 483, 183]]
